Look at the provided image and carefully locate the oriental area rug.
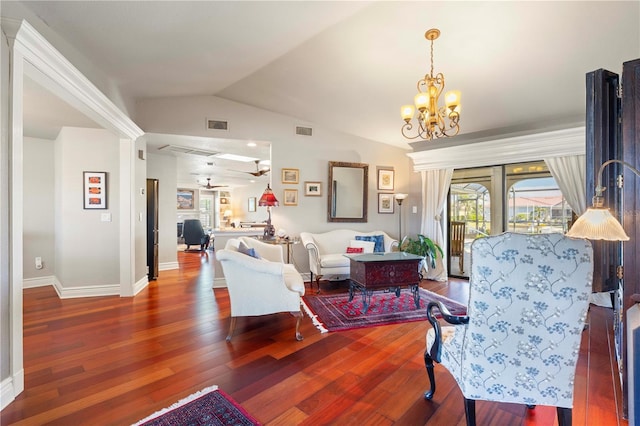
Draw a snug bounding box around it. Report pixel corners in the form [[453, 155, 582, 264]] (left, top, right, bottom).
[[132, 385, 260, 426], [302, 288, 467, 333]]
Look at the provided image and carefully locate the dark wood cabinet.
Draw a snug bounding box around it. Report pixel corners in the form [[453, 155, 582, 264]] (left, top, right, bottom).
[[586, 58, 640, 419]]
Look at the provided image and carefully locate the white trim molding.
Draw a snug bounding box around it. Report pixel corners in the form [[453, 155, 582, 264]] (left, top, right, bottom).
[[22, 276, 54, 289], [159, 261, 179, 271], [1, 371, 24, 411], [408, 127, 585, 171]]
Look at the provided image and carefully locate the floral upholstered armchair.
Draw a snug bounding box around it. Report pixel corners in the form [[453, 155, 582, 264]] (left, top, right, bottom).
[[424, 233, 593, 426]]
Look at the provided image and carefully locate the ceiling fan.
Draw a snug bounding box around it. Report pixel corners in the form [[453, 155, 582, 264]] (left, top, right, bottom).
[[231, 160, 270, 177], [200, 178, 227, 189]]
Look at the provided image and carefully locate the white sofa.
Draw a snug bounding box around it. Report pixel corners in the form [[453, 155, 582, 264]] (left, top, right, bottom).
[[216, 237, 305, 341], [299, 230, 398, 292]]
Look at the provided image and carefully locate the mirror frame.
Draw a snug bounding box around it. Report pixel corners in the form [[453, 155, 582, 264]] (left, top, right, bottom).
[[327, 161, 368, 223]]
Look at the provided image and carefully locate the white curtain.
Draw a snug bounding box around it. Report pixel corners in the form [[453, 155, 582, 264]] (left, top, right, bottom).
[[544, 155, 587, 215], [421, 168, 454, 281]]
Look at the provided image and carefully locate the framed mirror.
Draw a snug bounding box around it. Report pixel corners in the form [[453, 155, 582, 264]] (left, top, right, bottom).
[[328, 161, 368, 222]]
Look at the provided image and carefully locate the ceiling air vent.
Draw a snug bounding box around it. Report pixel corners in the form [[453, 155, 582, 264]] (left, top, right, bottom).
[[295, 126, 313, 136], [207, 119, 229, 131], [157, 144, 219, 157]]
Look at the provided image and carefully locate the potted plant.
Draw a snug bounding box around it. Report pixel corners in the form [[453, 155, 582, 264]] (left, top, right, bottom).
[[400, 234, 444, 279]]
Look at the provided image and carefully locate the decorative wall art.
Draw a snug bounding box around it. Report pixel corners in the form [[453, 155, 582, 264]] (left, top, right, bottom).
[[378, 193, 394, 214], [83, 171, 107, 209], [177, 188, 195, 210], [281, 168, 300, 184], [283, 189, 298, 206], [248, 197, 257, 212], [377, 168, 395, 191], [304, 181, 322, 196]]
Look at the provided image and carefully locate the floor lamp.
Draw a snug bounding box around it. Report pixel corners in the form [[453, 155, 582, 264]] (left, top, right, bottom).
[[395, 193, 408, 241]]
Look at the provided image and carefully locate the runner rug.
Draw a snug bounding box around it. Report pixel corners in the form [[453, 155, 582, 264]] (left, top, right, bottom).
[[132, 385, 260, 426], [302, 288, 467, 333]]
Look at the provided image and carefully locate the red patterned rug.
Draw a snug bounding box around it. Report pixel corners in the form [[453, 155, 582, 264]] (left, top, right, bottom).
[[302, 287, 467, 333], [132, 385, 260, 426]]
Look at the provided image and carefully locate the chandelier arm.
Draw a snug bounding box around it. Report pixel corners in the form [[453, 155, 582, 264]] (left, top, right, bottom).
[[401, 122, 427, 140]]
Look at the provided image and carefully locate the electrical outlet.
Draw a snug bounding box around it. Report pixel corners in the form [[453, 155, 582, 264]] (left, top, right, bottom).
[[35, 257, 43, 270]]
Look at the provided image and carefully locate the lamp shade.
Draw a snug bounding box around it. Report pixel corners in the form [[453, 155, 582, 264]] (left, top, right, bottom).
[[566, 207, 629, 241], [258, 184, 279, 207]]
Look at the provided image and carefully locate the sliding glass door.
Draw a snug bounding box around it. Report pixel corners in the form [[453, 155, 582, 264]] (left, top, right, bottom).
[[448, 161, 569, 278]]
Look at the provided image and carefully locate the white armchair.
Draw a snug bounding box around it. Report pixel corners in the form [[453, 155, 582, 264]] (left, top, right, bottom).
[[424, 233, 593, 426], [216, 237, 305, 341]]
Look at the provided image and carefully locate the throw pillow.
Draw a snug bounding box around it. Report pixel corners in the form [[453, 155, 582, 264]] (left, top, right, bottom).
[[237, 241, 261, 259], [349, 240, 376, 253], [355, 235, 385, 252], [346, 247, 364, 254]]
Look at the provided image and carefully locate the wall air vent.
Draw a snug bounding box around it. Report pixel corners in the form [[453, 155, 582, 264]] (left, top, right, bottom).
[[157, 144, 220, 157], [295, 126, 313, 136], [207, 119, 229, 131]]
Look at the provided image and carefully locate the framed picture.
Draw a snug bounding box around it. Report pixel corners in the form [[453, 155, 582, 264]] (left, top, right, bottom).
[[281, 168, 299, 184], [378, 193, 394, 214], [283, 189, 298, 206], [83, 171, 107, 209], [378, 168, 395, 191], [248, 197, 257, 212], [304, 181, 322, 196], [177, 188, 195, 210]]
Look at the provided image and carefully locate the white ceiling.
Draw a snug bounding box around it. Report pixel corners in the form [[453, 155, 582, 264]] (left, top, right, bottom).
[[13, 1, 640, 183]]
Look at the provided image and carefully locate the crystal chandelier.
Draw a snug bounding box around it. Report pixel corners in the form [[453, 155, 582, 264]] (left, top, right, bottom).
[[401, 28, 461, 141]]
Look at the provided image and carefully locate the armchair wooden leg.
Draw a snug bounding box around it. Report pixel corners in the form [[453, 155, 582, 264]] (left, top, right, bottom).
[[464, 398, 476, 426], [226, 316, 237, 342], [557, 407, 572, 426], [315, 275, 323, 294], [423, 349, 437, 400], [292, 311, 303, 341]]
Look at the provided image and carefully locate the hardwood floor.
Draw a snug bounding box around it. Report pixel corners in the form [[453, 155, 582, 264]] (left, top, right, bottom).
[[2, 251, 627, 425]]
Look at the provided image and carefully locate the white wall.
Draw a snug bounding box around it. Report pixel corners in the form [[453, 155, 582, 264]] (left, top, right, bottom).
[[54, 127, 120, 290], [147, 152, 178, 267], [135, 95, 419, 273], [23, 137, 55, 282]]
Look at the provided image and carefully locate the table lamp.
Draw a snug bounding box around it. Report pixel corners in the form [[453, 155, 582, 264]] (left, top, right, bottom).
[[566, 159, 639, 241], [258, 183, 279, 238], [223, 209, 233, 227]]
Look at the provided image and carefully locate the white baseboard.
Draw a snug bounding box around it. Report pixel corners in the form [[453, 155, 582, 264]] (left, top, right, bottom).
[[22, 275, 55, 289], [53, 277, 120, 299], [132, 275, 149, 296], [159, 262, 179, 271], [1, 369, 24, 411]]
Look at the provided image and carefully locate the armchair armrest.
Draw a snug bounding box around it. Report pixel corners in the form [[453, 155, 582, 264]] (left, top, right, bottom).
[[300, 233, 321, 269], [426, 301, 469, 363]]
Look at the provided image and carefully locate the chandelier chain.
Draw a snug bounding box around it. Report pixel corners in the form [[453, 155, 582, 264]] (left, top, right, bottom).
[[430, 38, 434, 78]]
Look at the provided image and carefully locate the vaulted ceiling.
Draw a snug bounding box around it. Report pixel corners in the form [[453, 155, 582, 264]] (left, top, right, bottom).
[[8, 1, 640, 184]]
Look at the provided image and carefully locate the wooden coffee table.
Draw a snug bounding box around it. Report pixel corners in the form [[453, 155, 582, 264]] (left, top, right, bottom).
[[346, 252, 423, 313]]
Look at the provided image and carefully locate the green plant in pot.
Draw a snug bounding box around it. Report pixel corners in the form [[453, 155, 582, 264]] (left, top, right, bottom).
[[400, 234, 443, 279]]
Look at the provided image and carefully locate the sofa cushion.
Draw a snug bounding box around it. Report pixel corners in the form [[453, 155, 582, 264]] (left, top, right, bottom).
[[238, 241, 261, 259], [349, 240, 375, 253], [355, 235, 385, 252], [321, 253, 350, 268], [346, 246, 364, 254]]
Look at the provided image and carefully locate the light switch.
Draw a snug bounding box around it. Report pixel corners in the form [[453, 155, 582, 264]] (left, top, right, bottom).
[[101, 213, 112, 222], [412, 206, 418, 214]]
